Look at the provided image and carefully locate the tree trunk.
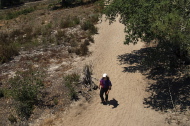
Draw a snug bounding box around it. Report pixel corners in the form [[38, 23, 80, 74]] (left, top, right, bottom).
[[0, 0, 2, 9], [61, 0, 67, 7]]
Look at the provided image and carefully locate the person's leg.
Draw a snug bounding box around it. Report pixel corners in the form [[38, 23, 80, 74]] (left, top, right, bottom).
[[105, 88, 109, 102], [100, 88, 104, 102]]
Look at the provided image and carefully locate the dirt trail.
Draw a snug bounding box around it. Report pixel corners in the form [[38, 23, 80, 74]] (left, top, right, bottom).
[[53, 15, 170, 126]]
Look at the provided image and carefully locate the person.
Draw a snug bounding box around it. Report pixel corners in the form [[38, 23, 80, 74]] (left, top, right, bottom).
[[99, 73, 112, 104]]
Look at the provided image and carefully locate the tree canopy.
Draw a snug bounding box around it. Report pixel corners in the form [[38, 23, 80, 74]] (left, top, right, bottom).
[[0, 0, 40, 8], [61, 0, 98, 7], [104, 0, 190, 65]]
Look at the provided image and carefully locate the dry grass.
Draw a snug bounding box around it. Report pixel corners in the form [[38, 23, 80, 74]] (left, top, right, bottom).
[[0, 0, 103, 125], [0, 1, 100, 63], [40, 118, 54, 126]]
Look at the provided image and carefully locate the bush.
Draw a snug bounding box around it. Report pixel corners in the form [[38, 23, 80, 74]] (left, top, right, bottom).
[[80, 42, 89, 56], [53, 98, 58, 105], [68, 41, 89, 56], [56, 30, 66, 40], [94, 0, 105, 13], [8, 114, 17, 124], [0, 14, 4, 20], [5, 7, 35, 20], [84, 39, 90, 46], [89, 14, 99, 23], [64, 73, 80, 84], [73, 16, 80, 25], [63, 73, 80, 100], [88, 36, 94, 43], [16, 102, 34, 118], [60, 16, 80, 28], [9, 68, 44, 119], [0, 0, 23, 9], [83, 64, 93, 87], [0, 89, 4, 98], [0, 88, 12, 98], [45, 23, 52, 29], [0, 44, 19, 64], [81, 21, 97, 34], [75, 48, 81, 55]]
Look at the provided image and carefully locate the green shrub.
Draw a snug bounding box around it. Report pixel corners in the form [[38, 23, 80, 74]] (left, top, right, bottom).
[[5, 7, 35, 20], [53, 98, 58, 105], [64, 73, 80, 84], [68, 47, 79, 54], [0, 88, 12, 98], [68, 48, 73, 53], [81, 21, 97, 34], [94, 0, 105, 13], [88, 36, 94, 43], [89, 14, 99, 23], [75, 48, 81, 55], [84, 39, 90, 46], [81, 21, 91, 31], [21, 7, 35, 15], [89, 25, 98, 34], [9, 69, 44, 119], [60, 18, 70, 28], [0, 89, 4, 98], [63, 73, 80, 100], [17, 102, 34, 118], [60, 16, 80, 28], [80, 43, 88, 56], [70, 40, 78, 47], [0, 44, 19, 64], [45, 23, 52, 29], [56, 30, 66, 40], [73, 16, 80, 25], [83, 64, 93, 87], [5, 12, 17, 20], [0, 14, 4, 20], [10, 29, 24, 38], [8, 114, 17, 124], [68, 41, 89, 56]]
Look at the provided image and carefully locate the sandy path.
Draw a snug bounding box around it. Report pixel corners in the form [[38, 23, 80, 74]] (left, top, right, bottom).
[[53, 15, 170, 126]]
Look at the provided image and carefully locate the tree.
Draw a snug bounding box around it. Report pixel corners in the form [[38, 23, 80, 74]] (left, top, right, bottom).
[[0, 0, 22, 8], [61, 0, 74, 7], [61, 0, 99, 7], [61, 0, 67, 7], [104, 0, 190, 65], [0, 0, 1, 8]]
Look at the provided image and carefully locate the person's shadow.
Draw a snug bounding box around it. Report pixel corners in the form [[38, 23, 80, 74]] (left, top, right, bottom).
[[107, 98, 119, 108]]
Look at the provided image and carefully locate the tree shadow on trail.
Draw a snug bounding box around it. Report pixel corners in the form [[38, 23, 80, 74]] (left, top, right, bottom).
[[117, 46, 190, 112], [144, 77, 190, 111], [108, 98, 119, 109]]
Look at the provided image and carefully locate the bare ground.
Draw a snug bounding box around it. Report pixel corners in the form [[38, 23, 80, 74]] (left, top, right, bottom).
[[34, 15, 177, 126]]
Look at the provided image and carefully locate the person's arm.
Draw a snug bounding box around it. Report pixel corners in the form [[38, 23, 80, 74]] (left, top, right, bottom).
[[106, 87, 110, 94], [99, 83, 101, 89], [99, 80, 102, 89], [106, 81, 112, 94]]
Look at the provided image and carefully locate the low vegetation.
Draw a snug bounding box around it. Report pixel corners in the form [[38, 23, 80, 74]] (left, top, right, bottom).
[[0, 0, 103, 64], [63, 73, 80, 100], [0, 6, 35, 20], [8, 114, 17, 124], [0, 0, 103, 125], [0, 89, 4, 98], [9, 68, 44, 119], [0, 43, 19, 63], [81, 20, 98, 34], [60, 16, 80, 28]]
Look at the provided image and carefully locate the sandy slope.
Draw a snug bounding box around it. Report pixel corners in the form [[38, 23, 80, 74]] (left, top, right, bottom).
[[53, 15, 171, 126]]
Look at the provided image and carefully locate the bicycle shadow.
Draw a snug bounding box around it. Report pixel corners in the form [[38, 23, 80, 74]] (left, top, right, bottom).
[[107, 98, 119, 109]]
